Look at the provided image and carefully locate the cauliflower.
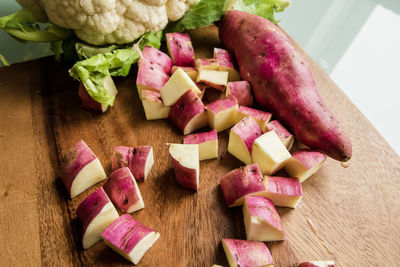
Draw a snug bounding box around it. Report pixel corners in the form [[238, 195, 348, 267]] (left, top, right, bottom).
[[16, 0, 199, 45]]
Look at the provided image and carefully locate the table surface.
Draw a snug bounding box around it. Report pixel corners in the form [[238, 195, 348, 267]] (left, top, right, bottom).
[[0, 26, 400, 267]]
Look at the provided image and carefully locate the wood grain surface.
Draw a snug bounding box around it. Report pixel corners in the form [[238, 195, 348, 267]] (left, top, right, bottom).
[[0, 26, 400, 267]]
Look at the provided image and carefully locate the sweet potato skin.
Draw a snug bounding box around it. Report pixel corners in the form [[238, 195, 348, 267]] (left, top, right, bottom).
[[219, 10, 352, 162]]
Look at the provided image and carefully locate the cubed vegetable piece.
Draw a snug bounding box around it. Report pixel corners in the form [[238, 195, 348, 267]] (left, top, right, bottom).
[[161, 67, 201, 106], [266, 120, 294, 150], [76, 187, 119, 249], [171, 66, 198, 81], [103, 167, 144, 213], [168, 90, 208, 135], [220, 163, 267, 207], [251, 131, 291, 175], [243, 195, 285, 241], [61, 140, 107, 198], [298, 261, 335, 267], [111, 146, 154, 182], [196, 70, 228, 92], [284, 149, 327, 183], [166, 32, 195, 67], [169, 144, 199, 191], [227, 116, 263, 165], [226, 81, 253, 107], [213, 48, 241, 81], [195, 58, 220, 71], [101, 214, 160, 265], [136, 63, 169, 98], [183, 129, 218, 160], [139, 46, 172, 75], [222, 239, 273, 267], [141, 90, 170, 120], [78, 76, 118, 113], [265, 176, 303, 208], [236, 106, 272, 131], [206, 95, 238, 132]]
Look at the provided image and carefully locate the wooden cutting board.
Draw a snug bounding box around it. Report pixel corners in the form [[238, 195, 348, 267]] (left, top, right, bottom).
[[0, 26, 399, 267]]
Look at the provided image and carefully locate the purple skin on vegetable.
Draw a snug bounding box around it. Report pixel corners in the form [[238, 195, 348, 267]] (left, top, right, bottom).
[[61, 140, 97, 194], [222, 238, 273, 267], [139, 46, 172, 75], [103, 167, 142, 213], [171, 157, 198, 191], [112, 146, 152, 182], [168, 90, 207, 135], [227, 81, 254, 107], [76, 187, 110, 235], [219, 10, 352, 162], [267, 176, 302, 197], [183, 129, 217, 144], [166, 32, 195, 67], [129, 146, 152, 182], [232, 116, 263, 153], [219, 163, 266, 207], [78, 83, 103, 112], [101, 214, 155, 257], [136, 63, 170, 94]]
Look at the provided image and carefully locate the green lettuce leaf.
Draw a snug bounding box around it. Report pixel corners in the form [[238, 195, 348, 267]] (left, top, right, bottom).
[[69, 31, 162, 106], [165, 0, 226, 33], [0, 9, 71, 42], [75, 43, 120, 60], [165, 0, 290, 33], [230, 0, 290, 23]]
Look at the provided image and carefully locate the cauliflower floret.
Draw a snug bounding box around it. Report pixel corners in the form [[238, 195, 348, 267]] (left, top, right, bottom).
[[16, 0, 199, 45], [166, 0, 199, 21]]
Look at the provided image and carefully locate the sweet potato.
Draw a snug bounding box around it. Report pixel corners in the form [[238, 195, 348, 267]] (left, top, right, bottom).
[[226, 81, 254, 107], [183, 129, 218, 160], [219, 10, 352, 162], [101, 214, 160, 264], [103, 167, 144, 213], [139, 46, 172, 75], [219, 163, 266, 207], [76, 187, 119, 249], [228, 116, 262, 165], [222, 239, 273, 267], [171, 66, 198, 81], [243, 195, 285, 241], [168, 90, 208, 135], [112, 146, 154, 182], [61, 140, 107, 198], [166, 33, 195, 67]]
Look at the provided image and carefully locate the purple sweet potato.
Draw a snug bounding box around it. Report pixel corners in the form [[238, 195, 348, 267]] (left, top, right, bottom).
[[219, 10, 352, 162]]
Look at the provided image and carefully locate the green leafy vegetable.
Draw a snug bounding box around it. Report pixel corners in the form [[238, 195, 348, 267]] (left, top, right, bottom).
[[230, 0, 290, 23], [69, 31, 162, 106], [165, 0, 226, 33], [165, 0, 290, 33], [75, 43, 120, 60], [0, 9, 71, 42]]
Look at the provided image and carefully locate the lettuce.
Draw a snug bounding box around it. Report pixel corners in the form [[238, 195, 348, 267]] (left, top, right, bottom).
[[165, 0, 290, 33], [69, 31, 162, 106], [165, 0, 226, 33], [230, 0, 290, 23]]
